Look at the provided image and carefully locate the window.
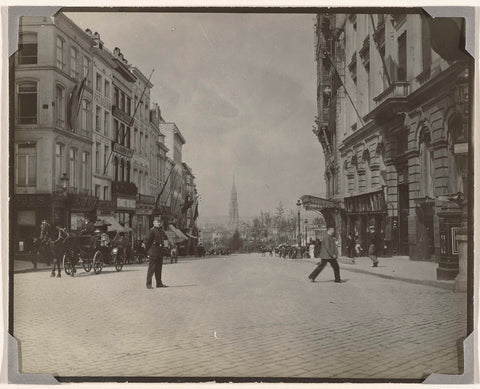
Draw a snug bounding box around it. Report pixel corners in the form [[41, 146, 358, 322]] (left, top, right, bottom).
[[126, 127, 131, 148], [120, 92, 125, 113], [114, 87, 119, 107], [145, 134, 149, 154], [126, 97, 131, 116], [133, 128, 138, 150], [55, 143, 64, 185], [95, 142, 101, 173], [69, 148, 77, 189], [95, 106, 102, 132], [17, 82, 37, 124], [70, 47, 78, 79], [104, 80, 110, 98], [55, 85, 65, 127], [140, 132, 144, 153], [104, 145, 109, 174], [95, 184, 101, 198], [17, 143, 36, 187], [81, 100, 89, 135], [96, 73, 102, 92], [18, 33, 37, 65], [104, 186, 109, 201], [56, 36, 65, 70], [104, 111, 109, 137], [81, 152, 89, 190], [83, 56, 91, 86], [133, 169, 137, 188], [419, 131, 434, 198], [397, 32, 407, 81]]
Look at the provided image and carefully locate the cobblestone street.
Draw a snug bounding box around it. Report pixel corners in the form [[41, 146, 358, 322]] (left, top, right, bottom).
[[12, 254, 466, 380]]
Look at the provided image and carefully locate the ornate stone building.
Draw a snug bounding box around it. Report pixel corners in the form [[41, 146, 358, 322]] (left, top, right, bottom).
[[305, 12, 471, 279]]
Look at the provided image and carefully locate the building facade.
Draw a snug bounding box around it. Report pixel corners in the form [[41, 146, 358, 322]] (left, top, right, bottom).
[[307, 12, 471, 279], [14, 13, 97, 254], [13, 12, 199, 255]]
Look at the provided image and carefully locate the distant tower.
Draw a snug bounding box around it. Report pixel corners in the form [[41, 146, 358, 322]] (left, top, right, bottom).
[[229, 175, 239, 230]]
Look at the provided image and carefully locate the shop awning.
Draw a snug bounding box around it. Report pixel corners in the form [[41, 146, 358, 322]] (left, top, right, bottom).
[[300, 195, 341, 211], [100, 216, 132, 233], [344, 189, 386, 214]]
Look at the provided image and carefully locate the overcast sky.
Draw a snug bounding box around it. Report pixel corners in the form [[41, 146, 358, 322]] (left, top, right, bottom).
[[66, 11, 326, 218]]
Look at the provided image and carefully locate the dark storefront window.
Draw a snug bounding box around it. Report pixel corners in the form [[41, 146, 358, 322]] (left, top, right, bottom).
[[18, 33, 37, 65], [17, 82, 37, 124]]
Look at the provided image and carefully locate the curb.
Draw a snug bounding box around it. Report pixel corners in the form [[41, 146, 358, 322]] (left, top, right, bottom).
[[287, 256, 455, 291]]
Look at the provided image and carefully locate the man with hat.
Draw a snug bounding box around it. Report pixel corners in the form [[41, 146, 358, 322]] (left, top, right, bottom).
[[367, 224, 380, 267], [145, 215, 169, 289], [308, 224, 342, 283]]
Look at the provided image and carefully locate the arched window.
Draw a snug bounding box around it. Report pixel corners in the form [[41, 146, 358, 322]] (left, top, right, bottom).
[[419, 129, 434, 197], [56, 36, 65, 70], [81, 99, 89, 135], [55, 84, 65, 127], [447, 114, 464, 193], [363, 149, 371, 190], [18, 33, 37, 65], [17, 82, 37, 124]]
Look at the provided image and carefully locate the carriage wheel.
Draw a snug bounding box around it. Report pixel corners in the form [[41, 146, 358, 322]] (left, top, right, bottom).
[[114, 253, 124, 272], [63, 253, 73, 276], [82, 259, 92, 273], [93, 251, 103, 274]]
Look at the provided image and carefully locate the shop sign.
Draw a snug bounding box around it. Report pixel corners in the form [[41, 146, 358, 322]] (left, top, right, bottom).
[[112, 141, 134, 159], [71, 213, 87, 231], [117, 197, 136, 210], [17, 210, 36, 226], [345, 190, 386, 214], [71, 196, 97, 212], [14, 193, 51, 208]]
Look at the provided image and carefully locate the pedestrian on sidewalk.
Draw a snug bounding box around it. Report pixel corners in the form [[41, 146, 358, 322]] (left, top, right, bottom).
[[308, 225, 342, 283], [145, 216, 169, 289], [345, 232, 356, 263], [367, 225, 380, 267]]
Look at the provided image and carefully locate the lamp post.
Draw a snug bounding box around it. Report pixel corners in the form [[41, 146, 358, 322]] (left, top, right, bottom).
[[296, 200, 301, 247], [304, 218, 308, 247]]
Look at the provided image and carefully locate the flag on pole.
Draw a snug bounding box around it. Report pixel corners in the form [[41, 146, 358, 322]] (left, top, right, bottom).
[[193, 203, 199, 221], [67, 76, 87, 131]]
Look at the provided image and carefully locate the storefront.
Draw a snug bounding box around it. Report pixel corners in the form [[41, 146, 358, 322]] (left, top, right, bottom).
[[344, 189, 387, 254], [115, 195, 136, 228], [13, 194, 53, 256], [68, 195, 98, 231]]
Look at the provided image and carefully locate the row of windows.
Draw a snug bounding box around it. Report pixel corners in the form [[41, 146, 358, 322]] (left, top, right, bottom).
[[114, 87, 131, 116], [95, 73, 110, 98], [55, 143, 90, 191], [56, 36, 91, 84], [94, 184, 110, 201], [95, 106, 110, 136]]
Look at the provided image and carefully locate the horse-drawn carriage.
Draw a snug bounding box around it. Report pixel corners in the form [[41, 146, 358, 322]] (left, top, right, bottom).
[[61, 219, 131, 276]]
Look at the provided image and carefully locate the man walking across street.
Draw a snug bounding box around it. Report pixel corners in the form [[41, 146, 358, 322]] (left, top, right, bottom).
[[367, 225, 380, 267], [145, 216, 169, 289], [308, 225, 342, 283]]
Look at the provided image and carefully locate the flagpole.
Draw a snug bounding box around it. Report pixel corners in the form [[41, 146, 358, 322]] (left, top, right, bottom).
[[103, 68, 155, 175], [323, 51, 365, 127], [153, 164, 176, 210], [369, 14, 392, 86]]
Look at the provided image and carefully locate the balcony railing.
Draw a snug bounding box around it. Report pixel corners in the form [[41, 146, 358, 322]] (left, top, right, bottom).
[[374, 81, 410, 106], [112, 181, 138, 196]]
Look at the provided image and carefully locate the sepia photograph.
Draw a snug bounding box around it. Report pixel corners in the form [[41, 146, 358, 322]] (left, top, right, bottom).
[[7, 5, 475, 383]]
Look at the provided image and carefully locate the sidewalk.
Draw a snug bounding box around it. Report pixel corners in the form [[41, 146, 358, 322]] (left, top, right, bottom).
[[303, 255, 455, 290]]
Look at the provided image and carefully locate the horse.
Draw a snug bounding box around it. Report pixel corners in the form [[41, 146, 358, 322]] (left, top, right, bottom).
[[38, 221, 56, 268]]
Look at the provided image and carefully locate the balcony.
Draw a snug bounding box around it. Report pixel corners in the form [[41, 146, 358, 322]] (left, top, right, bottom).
[[112, 105, 133, 125], [111, 181, 138, 196], [374, 81, 410, 105], [365, 81, 411, 122]]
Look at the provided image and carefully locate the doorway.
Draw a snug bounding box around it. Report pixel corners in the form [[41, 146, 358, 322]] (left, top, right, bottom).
[[398, 183, 409, 255]]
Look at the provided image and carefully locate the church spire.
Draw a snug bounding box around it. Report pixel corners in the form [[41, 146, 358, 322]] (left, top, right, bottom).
[[229, 174, 239, 230]]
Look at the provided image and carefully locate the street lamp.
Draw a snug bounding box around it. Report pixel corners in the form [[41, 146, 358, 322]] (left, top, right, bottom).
[[304, 218, 308, 247], [296, 200, 301, 247], [61, 173, 69, 194]]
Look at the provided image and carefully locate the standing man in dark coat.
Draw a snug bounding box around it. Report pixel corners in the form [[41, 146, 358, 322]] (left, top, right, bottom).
[[145, 216, 169, 289], [308, 225, 342, 283], [367, 225, 380, 267]]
